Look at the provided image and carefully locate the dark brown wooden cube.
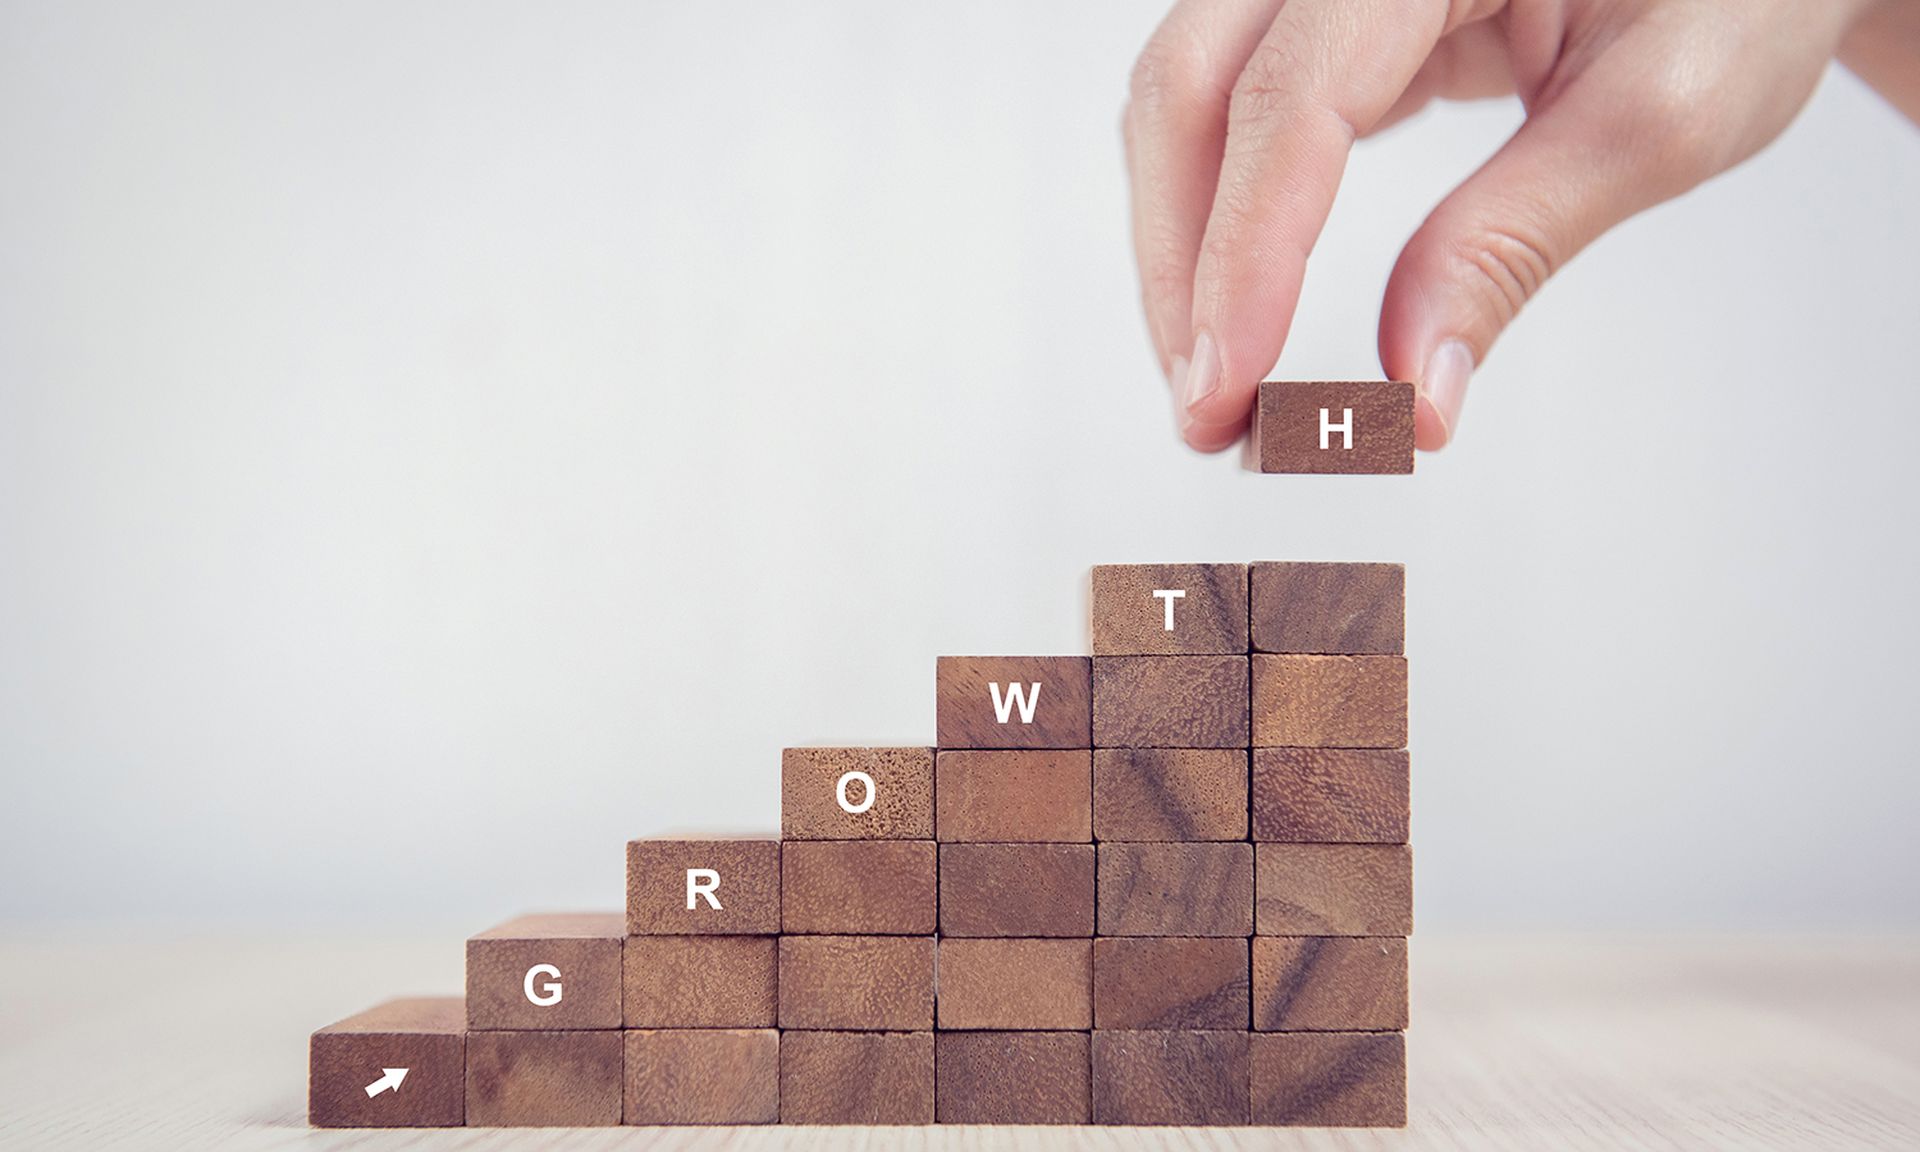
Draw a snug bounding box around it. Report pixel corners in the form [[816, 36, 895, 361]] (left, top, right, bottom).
[[936, 656, 1091, 749], [937, 1032, 1091, 1124], [777, 935, 935, 1030], [466, 912, 622, 1031], [1093, 748, 1248, 841], [1256, 844, 1413, 936], [1253, 937, 1408, 1031], [309, 997, 466, 1128], [1254, 380, 1415, 474], [939, 843, 1095, 937], [1093, 937, 1248, 1029], [1090, 563, 1248, 655], [1096, 842, 1253, 937], [935, 750, 1092, 842], [1250, 561, 1404, 654], [779, 1031, 935, 1125], [781, 840, 936, 934], [1091, 1030, 1249, 1125], [936, 938, 1092, 1030], [1250, 1031, 1407, 1126], [623, 1029, 778, 1125], [622, 935, 776, 1029], [465, 1030, 623, 1127], [626, 838, 779, 935], [1252, 748, 1409, 843], [781, 746, 933, 840], [1252, 655, 1407, 748], [1092, 655, 1250, 748]]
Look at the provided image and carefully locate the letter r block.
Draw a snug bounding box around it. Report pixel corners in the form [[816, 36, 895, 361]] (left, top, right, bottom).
[[626, 839, 780, 935], [936, 656, 1091, 749], [1254, 381, 1415, 474], [466, 912, 624, 1030]]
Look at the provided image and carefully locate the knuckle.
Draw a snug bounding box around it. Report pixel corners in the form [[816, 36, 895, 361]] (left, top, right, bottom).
[[1128, 35, 1211, 117], [1446, 224, 1557, 328]]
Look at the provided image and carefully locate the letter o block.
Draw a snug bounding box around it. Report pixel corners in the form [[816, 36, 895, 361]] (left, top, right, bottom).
[[781, 748, 933, 839]]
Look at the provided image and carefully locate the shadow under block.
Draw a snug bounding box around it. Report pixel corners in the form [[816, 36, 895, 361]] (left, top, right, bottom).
[[1253, 937, 1409, 1031], [1089, 563, 1248, 655], [1093, 937, 1249, 1030], [1254, 380, 1415, 474], [1250, 1031, 1407, 1127], [1252, 655, 1408, 748], [781, 840, 935, 934], [309, 997, 466, 1128], [934, 750, 1092, 842], [777, 935, 935, 1030], [781, 746, 933, 840], [622, 936, 776, 1028], [1091, 655, 1250, 748], [936, 938, 1092, 1030], [623, 1029, 778, 1125], [1092, 748, 1248, 841], [465, 912, 623, 1031], [626, 838, 779, 935], [937, 1032, 1092, 1124], [935, 656, 1091, 749], [1250, 561, 1405, 654], [939, 843, 1096, 937], [1096, 842, 1253, 937], [1256, 844, 1414, 936], [1252, 748, 1410, 843], [1091, 1030, 1250, 1126], [779, 1031, 935, 1125], [465, 1030, 623, 1127]]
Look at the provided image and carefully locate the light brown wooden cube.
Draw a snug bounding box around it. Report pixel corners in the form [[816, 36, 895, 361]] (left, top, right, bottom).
[[1090, 563, 1248, 655], [779, 1031, 935, 1124], [1253, 936, 1408, 1031], [781, 747, 932, 840], [309, 997, 465, 1128], [622, 935, 776, 1029], [622, 1029, 777, 1125], [1252, 655, 1407, 748], [625, 838, 779, 936], [938, 843, 1095, 937], [465, 912, 622, 1031], [781, 840, 935, 934], [1096, 842, 1253, 937], [1093, 748, 1248, 841], [465, 1030, 623, 1127], [936, 656, 1091, 749], [1250, 1031, 1406, 1126], [936, 938, 1092, 1030], [937, 1032, 1091, 1124], [1093, 936, 1249, 1029], [1092, 655, 1250, 748], [1091, 1030, 1249, 1125], [935, 750, 1091, 842], [1252, 747, 1409, 843], [777, 935, 935, 1031], [1256, 843, 1413, 936]]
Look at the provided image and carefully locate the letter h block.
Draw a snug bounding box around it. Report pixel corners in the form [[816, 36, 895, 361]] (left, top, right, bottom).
[[1253, 381, 1415, 474]]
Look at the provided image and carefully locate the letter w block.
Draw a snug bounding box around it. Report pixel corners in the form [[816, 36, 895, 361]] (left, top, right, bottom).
[[935, 657, 1091, 749]]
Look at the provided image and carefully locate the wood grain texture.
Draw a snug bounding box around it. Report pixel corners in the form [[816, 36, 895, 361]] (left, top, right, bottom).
[[1249, 562, 1405, 655], [779, 1031, 935, 1125], [1093, 936, 1249, 1030], [622, 1029, 778, 1125], [935, 750, 1092, 842], [1253, 937, 1409, 1031], [621, 935, 776, 1029], [1254, 381, 1415, 474], [936, 938, 1092, 1030], [935, 656, 1091, 749], [625, 838, 780, 936], [1091, 1030, 1250, 1126], [1090, 563, 1248, 655], [780, 841, 936, 935], [464, 1030, 623, 1127], [1092, 655, 1250, 748], [1256, 844, 1413, 936], [1252, 748, 1409, 843], [777, 935, 935, 1031], [781, 747, 933, 840], [1093, 748, 1248, 841], [939, 843, 1096, 938], [936, 1032, 1092, 1125], [1096, 842, 1254, 937], [308, 996, 466, 1128], [1252, 655, 1408, 749], [465, 912, 623, 1031], [1251, 1031, 1406, 1126]]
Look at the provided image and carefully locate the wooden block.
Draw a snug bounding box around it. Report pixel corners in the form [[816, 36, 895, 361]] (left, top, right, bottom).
[[465, 912, 622, 1031], [1254, 381, 1414, 474], [936, 656, 1090, 749], [936, 1032, 1091, 1124], [781, 840, 936, 934], [1090, 563, 1248, 655], [779, 1031, 934, 1125], [1096, 842, 1253, 937], [936, 938, 1092, 1030], [623, 1029, 778, 1125], [309, 997, 465, 1128], [1253, 937, 1408, 1031], [1092, 937, 1249, 1029], [625, 838, 779, 935], [1250, 561, 1404, 654], [1091, 655, 1250, 748], [1256, 844, 1413, 936], [935, 750, 1092, 842], [465, 1030, 623, 1127], [1252, 655, 1407, 748], [1250, 1031, 1407, 1126], [781, 746, 933, 840], [777, 935, 935, 1030], [1252, 748, 1409, 843], [1093, 748, 1248, 841], [938, 843, 1095, 937], [1091, 1030, 1249, 1125], [622, 935, 776, 1028]]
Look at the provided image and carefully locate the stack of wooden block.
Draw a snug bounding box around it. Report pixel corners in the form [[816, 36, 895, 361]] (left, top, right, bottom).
[[309, 561, 1411, 1128]]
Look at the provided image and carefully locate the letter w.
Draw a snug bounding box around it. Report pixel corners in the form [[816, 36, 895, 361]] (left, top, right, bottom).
[[989, 682, 1041, 724]]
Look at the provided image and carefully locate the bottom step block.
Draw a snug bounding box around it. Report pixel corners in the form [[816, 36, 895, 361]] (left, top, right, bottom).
[[625, 1029, 779, 1125], [466, 1030, 623, 1126], [1091, 1030, 1250, 1126], [936, 1031, 1091, 1124], [309, 997, 466, 1128], [780, 1031, 935, 1125], [1251, 1031, 1407, 1127]]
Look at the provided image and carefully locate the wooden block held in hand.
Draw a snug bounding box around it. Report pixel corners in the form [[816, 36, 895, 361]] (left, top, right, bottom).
[[1092, 655, 1250, 748], [937, 1032, 1091, 1124], [779, 1031, 935, 1125], [936, 656, 1091, 749], [466, 912, 623, 1031], [622, 936, 776, 1028], [626, 838, 779, 935], [1256, 844, 1413, 936], [781, 747, 933, 840], [1251, 1031, 1406, 1126], [1253, 937, 1408, 1031], [623, 1029, 778, 1125], [309, 997, 466, 1128], [1093, 937, 1249, 1030], [781, 840, 935, 934], [935, 750, 1092, 842], [1090, 563, 1248, 655], [1096, 842, 1253, 937], [1093, 748, 1248, 841], [777, 935, 935, 1030], [1254, 381, 1415, 474], [1091, 1030, 1250, 1126], [939, 843, 1096, 937], [937, 938, 1092, 1030], [1250, 561, 1404, 654], [1252, 655, 1407, 748], [465, 1030, 623, 1127], [1252, 748, 1409, 843]]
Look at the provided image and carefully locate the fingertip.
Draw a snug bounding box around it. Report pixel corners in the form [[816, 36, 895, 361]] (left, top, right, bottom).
[[1413, 338, 1472, 451]]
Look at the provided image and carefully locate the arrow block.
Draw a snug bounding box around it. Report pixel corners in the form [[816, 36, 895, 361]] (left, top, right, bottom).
[[1093, 936, 1249, 1030], [1253, 936, 1409, 1031], [1091, 1030, 1250, 1125], [1252, 655, 1408, 749], [1092, 748, 1248, 841], [776, 935, 935, 1030], [1092, 655, 1251, 748], [622, 935, 776, 1029], [1096, 842, 1253, 937], [936, 656, 1091, 748], [781, 840, 936, 934], [309, 997, 465, 1128], [934, 750, 1092, 842], [1256, 844, 1414, 936], [936, 938, 1092, 1030], [1251, 1031, 1407, 1126], [1250, 561, 1404, 655], [938, 843, 1096, 937], [623, 1030, 779, 1125], [779, 1031, 935, 1124], [937, 1032, 1092, 1124], [1090, 563, 1248, 655], [781, 747, 933, 840], [465, 1030, 623, 1126], [1252, 381, 1415, 474], [466, 912, 623, 1031], [626, 838, 779, 935]]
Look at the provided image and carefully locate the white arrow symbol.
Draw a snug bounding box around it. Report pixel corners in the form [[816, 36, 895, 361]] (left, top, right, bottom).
[[363, 1068, 408, 1098]]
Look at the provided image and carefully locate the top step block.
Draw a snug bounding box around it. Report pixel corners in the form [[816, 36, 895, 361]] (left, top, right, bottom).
[[1251, 562, 1405, 655], [937, 657, 1091, 749], [1253, 381, 1414, 474], [1090, 564, 1248, 655]]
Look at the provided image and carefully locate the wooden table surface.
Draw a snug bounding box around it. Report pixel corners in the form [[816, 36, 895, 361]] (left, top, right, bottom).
[[2, 931, 1916, 1150]]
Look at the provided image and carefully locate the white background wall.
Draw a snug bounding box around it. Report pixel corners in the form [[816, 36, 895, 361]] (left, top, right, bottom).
[[3, 1, 1917, 931]]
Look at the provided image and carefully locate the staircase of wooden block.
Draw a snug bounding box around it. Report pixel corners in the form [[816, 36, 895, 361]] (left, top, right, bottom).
[[309, 561, 1412, 1128]]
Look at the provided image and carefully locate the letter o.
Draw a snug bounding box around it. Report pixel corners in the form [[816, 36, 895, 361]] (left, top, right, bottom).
[[836, 770, 876, 814]]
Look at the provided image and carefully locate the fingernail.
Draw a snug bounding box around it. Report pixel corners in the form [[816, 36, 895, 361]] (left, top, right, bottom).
[[1168, 353, 1188, 393], [1419, 339, 1473, 445], [1182, 330, 1221, 412]]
